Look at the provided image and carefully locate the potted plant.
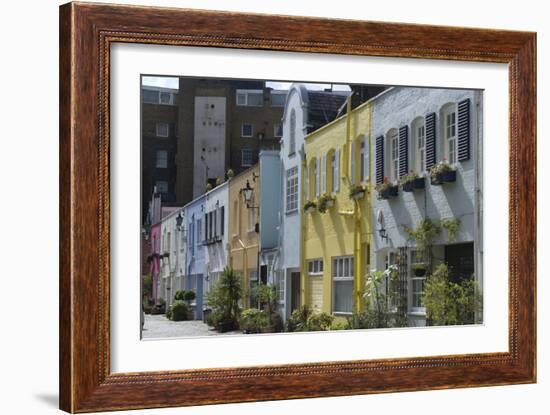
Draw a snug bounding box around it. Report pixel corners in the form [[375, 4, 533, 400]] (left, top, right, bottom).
[[317, 194, 335, 213], [399, 171, 425, 192], [349, 184, 366, 200], [375, 177, 398, 200], [429, 159, 457, 185], [303, 200, 317, 214], [412, 263, 427, 277]]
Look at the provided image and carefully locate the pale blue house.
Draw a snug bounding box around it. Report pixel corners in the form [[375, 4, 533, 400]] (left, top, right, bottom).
[[184, 193, 206, 320]]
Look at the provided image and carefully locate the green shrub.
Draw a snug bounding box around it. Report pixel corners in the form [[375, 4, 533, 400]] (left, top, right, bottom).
[[240, 308, 269, 333], [423, 264, 482, 326], [171, 300, 189, 321], [307, 312, 334, 331], [165, 305, 173, 320], [150, 298, 166, 315], [346, 311, 377, 329], [183, 290, 196, 303], [287, 306, 333, 332], [174, 290, 185, 301], [287, 305, 313, 332], [206, 267, 243, 332]]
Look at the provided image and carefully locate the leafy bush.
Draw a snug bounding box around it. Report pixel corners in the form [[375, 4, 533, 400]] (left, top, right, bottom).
[[165, 305, 173, 320], [171, 300, 189, 321], [287, 305, 334, 332], [240, 308, 270, 333], [346, 310, 377, 329], [287, 305, 313, 332], [307, 312, 334, 331], [174, 290, 185, 301], [423, 264, 482, 326], [150, 298, 166, 315], [206, 267, 242, 331], [183, 290, 196, 303]]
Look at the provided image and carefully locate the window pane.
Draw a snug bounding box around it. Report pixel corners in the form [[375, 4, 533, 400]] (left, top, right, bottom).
[[271, 93, 286, 107], [143, 90, 158, 104], [156, 181, 168, 193], [248, 93, 263, 106], [334, 280, 353, 313], [156, 122, 169, 137], [236, 93, 246, 106], [242, 123, 253, 137], [159, 92, 171, 104], [156, 150, 168, 168]]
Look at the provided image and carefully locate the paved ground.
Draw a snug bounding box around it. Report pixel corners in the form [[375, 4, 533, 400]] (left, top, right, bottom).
[[142, 314, 241, 339]]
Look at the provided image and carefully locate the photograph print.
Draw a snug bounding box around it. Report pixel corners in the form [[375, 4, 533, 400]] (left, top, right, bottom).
[[140, 76, 483, 339]]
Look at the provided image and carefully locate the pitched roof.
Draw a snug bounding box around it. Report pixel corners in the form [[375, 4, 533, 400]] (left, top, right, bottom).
[[306, 91, 349, 133]]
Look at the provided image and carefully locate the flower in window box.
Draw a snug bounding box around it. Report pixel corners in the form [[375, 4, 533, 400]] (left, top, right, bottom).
[[399, 171, 425, 192], [375, 177, 398, 200], [303, 200, 317, 214], [317, 194, 335, 213], [429, 159, 457, 185], [349, 184, 366, 200]]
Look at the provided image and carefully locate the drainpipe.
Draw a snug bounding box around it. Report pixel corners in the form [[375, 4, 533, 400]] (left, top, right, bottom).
[[236, 237, 249, 308]]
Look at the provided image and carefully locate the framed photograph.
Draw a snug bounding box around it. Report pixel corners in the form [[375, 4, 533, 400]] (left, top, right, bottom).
[[59, 2, 536, 412]]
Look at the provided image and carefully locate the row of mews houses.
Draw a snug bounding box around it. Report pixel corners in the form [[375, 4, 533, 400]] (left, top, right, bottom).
[[144, 83, 482, 328]]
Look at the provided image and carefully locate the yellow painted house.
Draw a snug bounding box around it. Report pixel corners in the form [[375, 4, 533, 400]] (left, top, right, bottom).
[[302, 99, 373, 316], [228, 165, 260, 308]]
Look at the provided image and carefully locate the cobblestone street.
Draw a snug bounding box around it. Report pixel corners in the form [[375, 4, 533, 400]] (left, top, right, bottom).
[[142, 314, 241, 339]]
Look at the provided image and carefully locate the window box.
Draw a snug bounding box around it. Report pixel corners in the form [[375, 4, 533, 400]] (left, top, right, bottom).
[[429, 160, 457, 185], [431, 169, 456, 185], [375, 179, 398, 200], [349, 185, 366, 200], [304, 200, 317, 214], [379, 185, 398, 199], [402, 177, 425, 192], [317, 194, 335, 213]]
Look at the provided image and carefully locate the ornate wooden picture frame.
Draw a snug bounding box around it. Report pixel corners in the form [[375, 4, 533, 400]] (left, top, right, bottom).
[[59, 2, 536, 412]]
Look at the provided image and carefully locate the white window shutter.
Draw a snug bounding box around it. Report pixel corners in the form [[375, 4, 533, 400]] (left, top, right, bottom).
[[315, 158, 320, 197], [304, 165, 309, 200], [350, 141, 356, 185], [364, 137, 370, 182], [334, 149, 340, 192], [322, 155, 327, 193]]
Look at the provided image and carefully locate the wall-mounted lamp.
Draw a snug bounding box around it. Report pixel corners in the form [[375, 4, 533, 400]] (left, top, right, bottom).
[[241, 180, 259, 209], [377, 209, 388, 243]]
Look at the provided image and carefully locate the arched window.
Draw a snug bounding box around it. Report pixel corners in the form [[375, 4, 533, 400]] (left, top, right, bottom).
[[359, 135, 369, 182], [412, 117, 426, 173], [289, 109, 296, 155], [441, 103, 458, 164], [308, 158, 317, 200], [326, 148, 340, 193], [386, 128, 399, 182]]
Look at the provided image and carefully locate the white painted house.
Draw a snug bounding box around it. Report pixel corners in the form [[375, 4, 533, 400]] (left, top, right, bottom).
[[203, 181, 229, 301], [158, 207, 187, 307], [276, 84, 349, 319], [370, 87, 483, 326]]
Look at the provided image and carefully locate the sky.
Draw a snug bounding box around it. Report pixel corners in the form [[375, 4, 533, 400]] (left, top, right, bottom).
[[141, 76, 351, 91]]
